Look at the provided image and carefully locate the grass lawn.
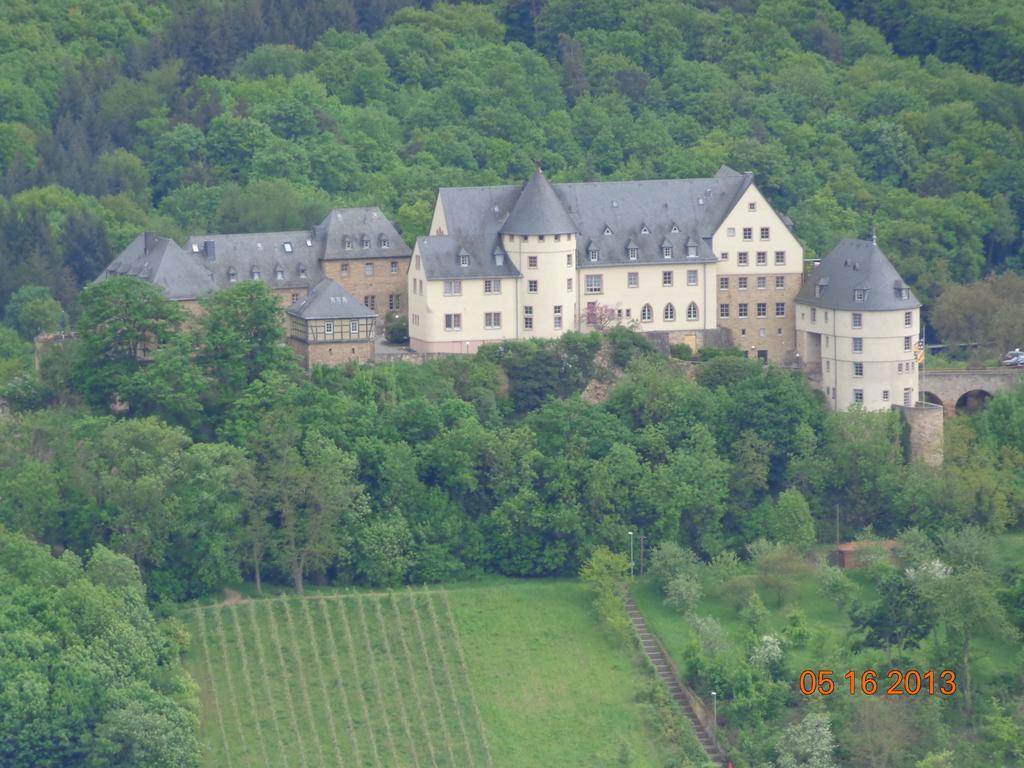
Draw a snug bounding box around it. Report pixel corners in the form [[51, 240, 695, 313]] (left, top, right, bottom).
[[183, 579, 681, 768]]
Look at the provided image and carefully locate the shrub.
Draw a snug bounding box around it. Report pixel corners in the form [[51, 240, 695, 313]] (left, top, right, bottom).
[[664, 572, 702, 613], [384, 313, 409, 344], [607, 325, 655, 367], [669, 342, 693, 360], [648, 541, 701, 591], [698, 346, 745, 360]]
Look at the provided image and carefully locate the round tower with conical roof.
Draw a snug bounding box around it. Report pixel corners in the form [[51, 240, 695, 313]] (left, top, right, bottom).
[[499, 167, 578, 337]]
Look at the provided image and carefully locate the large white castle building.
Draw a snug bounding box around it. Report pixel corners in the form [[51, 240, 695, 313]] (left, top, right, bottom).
[[407, 166, 920, 412]]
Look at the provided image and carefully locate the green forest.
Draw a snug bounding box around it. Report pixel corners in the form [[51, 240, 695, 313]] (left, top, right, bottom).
[[2, 0, 1024, 766]]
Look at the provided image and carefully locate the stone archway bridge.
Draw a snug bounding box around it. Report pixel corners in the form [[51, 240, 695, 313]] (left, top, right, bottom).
[[920, 368, 1024, 416]]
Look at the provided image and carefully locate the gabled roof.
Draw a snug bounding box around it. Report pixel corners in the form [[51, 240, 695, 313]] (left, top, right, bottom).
[[795, 239, 922, 311], [286, 279, 376, 321], [428, 165, 753, 272], [317, 207, 411, 261], [98, 233, 214, 300], [417, 235, 522, 280], [185, 230, 321, 291]]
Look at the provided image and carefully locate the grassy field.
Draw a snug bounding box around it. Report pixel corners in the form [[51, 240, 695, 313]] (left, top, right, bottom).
[[184, 580, 681, 768]]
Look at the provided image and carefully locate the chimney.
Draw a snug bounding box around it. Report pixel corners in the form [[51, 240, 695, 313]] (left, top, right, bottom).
[[144, 231, 156, 255], [204, 240, 215, 261]]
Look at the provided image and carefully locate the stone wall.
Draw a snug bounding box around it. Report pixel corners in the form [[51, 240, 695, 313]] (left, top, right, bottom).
[[322, 257, 409, 319], [287, 337, 374, 368], [891, 402, 943, 467]]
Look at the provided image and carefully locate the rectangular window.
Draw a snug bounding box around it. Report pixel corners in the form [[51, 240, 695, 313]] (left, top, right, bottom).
[[528, 279, 538, 294], [775, 302, 785, 317], [720, 252, 729, 261], [291, 293, 299, 304], [341, 264, 350, 277], [756, 251, 767, 266], [738, 303, 749, 318], [738, 276, 748, 290], [719, 277, 729, 290], [589, 249, 598, 262], [854, 389, 864, 403], [852, 312, 862, 328], [324, 321, 334, 334], [882, 390, 890, 402], [738, 252, 749, 266], [898, 362, 904, 373], [825, 360, 830, 372], [566, 254, 573, 267], [350, 320, 359, 334], [904, 335, 912, 351], [748, 202, 757, 211], [810, 308, 817, 322], [756, 302, 767, 319], [484, 279, 501, 294], [743, 227, 753, 241], [775, 275, 785, 290], [553, 305, 563, 330], [904, 388, 912, 406], [628, 272, 639, 288], [444, 313, 461, 331], [443, 280, 462, 296], [756, 276, 767, 289], [523, 306, 533, 330], [853, 337, 863, 352], [760, 226, 770, 240], [567, 278, 573, 292], [365, 263, 374, 275], [854, 289, 865, 301], [687, 270, 698, 286], [905, 311, 913, 327], [528, 255, 538, 268], [585, 275, 603, 294], [484, 312, 501, 329], [390, 261, 398, 273], [774, 251, 785, 266], [538, 235, 545, 242], [719, 303, 730, 319], [662, 271, 673, 287], [388, 294, 399, 311], [854, 362, 864, 377]]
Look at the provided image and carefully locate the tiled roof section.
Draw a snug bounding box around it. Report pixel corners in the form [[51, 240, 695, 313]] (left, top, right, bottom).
[[417, 235, 522, 280], [500, 168, 577, 236], [433, 165, 752, 269], [317, 207, 412, 261], [286, 278, 376, 321], [795, 239, 922, 311], [98, 233, 214, 300], [184, 230, 323, 291]]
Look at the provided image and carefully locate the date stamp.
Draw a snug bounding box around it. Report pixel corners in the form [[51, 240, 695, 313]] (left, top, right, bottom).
[[799, 669, 957, 696]]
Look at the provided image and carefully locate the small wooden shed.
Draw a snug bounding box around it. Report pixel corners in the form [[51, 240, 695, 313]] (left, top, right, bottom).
[[834, 539, 897, 569]]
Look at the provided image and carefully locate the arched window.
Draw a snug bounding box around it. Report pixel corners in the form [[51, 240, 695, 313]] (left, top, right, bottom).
[[664, 303, 676, 321], [641, 304, 653, 323], [686, 301, 699, 321]]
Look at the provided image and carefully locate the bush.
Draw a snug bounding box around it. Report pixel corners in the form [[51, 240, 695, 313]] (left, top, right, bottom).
[[384, 313, 409, 344], [698, 346, 745, 360], [607, 325, 655, 367], [648, 541, 701, 591], [664, 572, 702, 613], [669, 342, 693, 360]]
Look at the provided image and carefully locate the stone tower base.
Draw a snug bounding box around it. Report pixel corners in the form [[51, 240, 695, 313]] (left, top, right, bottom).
[[892, 402, 944, 467]]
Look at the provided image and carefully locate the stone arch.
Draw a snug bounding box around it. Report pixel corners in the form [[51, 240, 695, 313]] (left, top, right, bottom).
[[921, 391, 943, 407], [955, 389, 993, 415]]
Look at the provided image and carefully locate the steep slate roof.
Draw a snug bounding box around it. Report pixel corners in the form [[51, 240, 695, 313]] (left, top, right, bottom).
[[500, 168, 577, 235], [98, 208, 411, 300], [184, 230, 322, 291], [795, 239, 922, 311], [98, 233, 214, 300], [416, 236, 522, 280], [286, 278, 376, 321], [317, 207, 412, 261], [423, 165, 753, 279]]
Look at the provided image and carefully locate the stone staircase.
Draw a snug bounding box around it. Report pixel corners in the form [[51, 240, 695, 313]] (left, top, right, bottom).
[[625, 594, 728, 767]]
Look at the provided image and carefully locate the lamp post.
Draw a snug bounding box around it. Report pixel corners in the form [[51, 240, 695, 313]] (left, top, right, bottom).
[[627, 531, 634, 577], [710, 690, 717, 734]]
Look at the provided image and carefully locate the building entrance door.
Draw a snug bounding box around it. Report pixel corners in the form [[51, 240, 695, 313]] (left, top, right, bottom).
[[757, 350, 768, 364]]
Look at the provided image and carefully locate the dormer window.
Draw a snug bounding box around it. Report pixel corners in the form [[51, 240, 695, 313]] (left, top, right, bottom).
[[814, 285, 823, 298], [687, 244, 697, 258], [494, 250, 504, 266], [283, 242, 293, 253], [588, 248, 599, 262], [627, 247, 638, 260], [228, 267, 238, 282], [275, 267, 285, 280], [662, 246, 673, 259], [460, 253, 469, 267], [603, 226, 613, 236], [640, 224, 650, 235], [380, 236, 390, 248], [251, 267, 261, 280], [191, 243, 200, 253], [900, 288, 910, 300], [299, 265, 307, 278], [670, 224, 680, 233], [361, 237, 370, 249], [344, 238, 353, 250], [305, 238, 313, 247], [854, 289, 866, 301]]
